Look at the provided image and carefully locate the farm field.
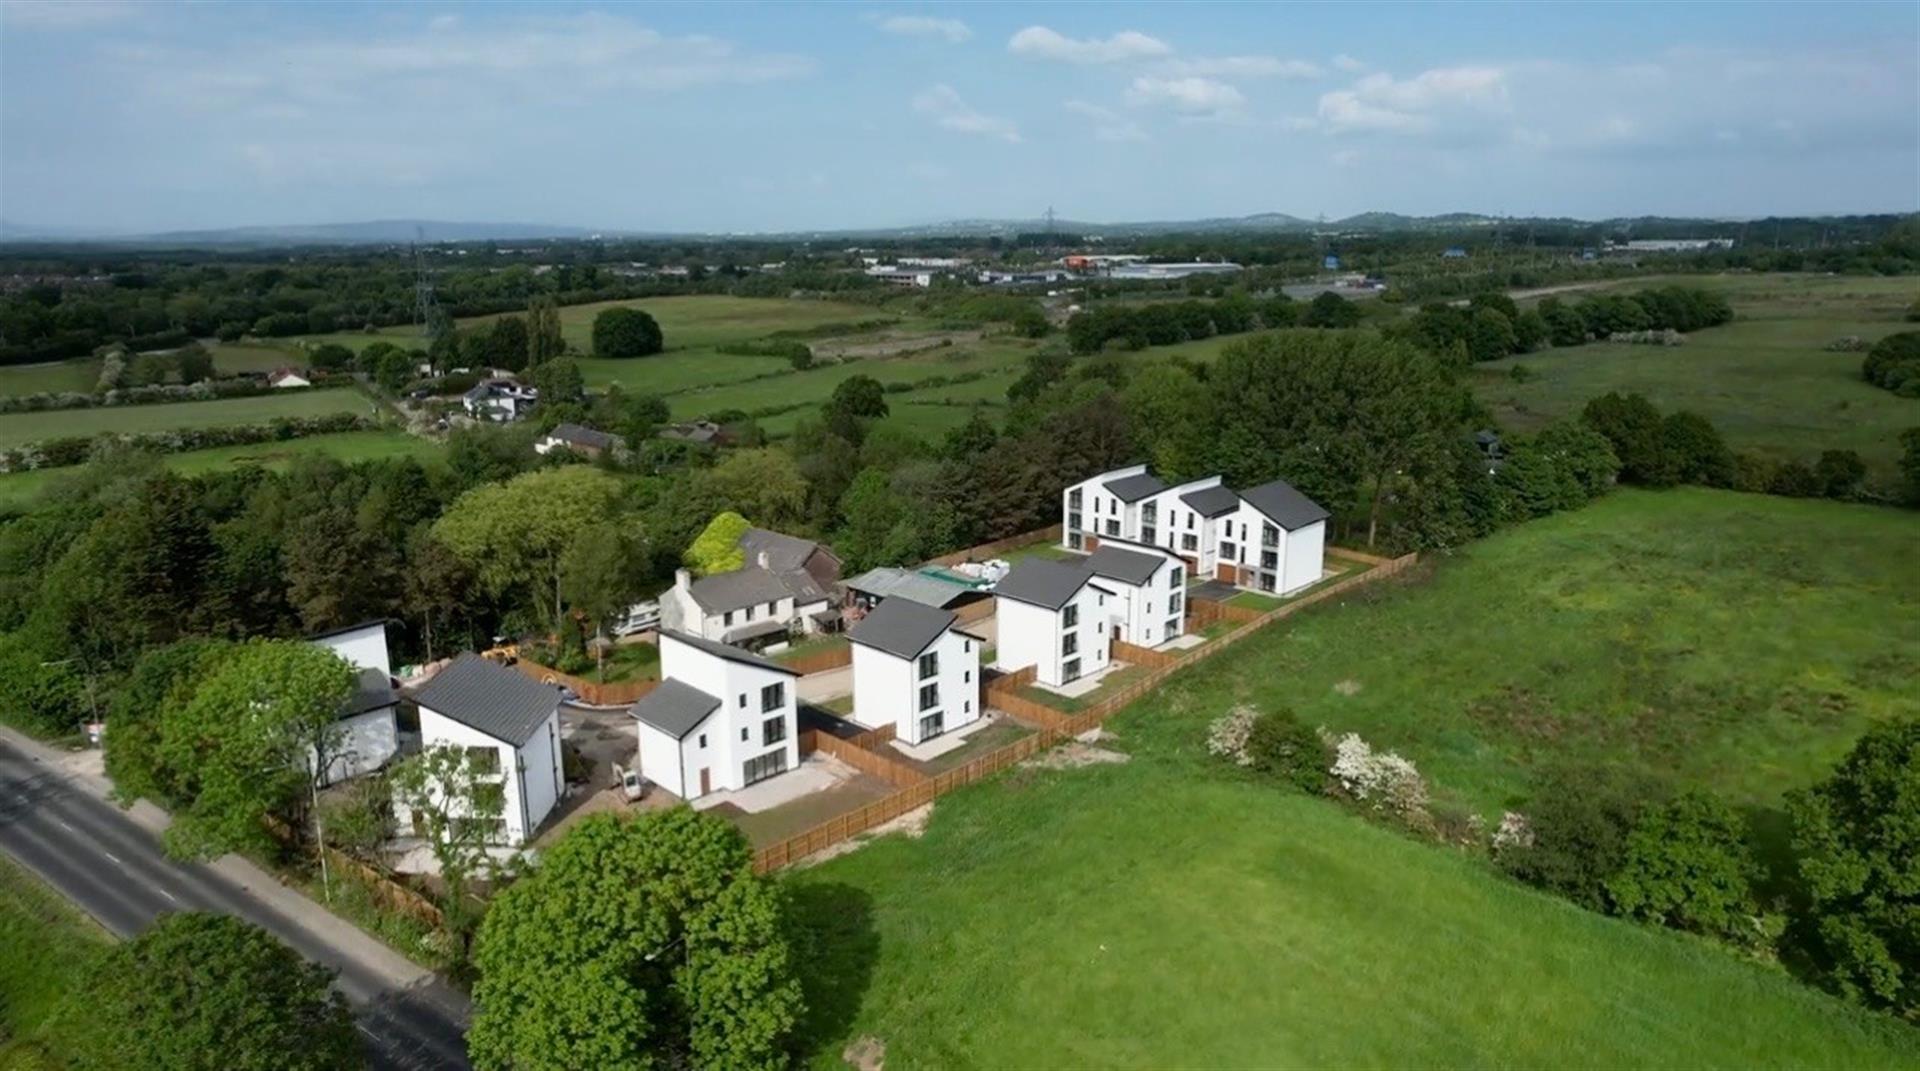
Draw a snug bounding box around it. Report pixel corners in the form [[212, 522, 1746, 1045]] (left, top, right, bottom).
[[0, 341, 300, 396], [786, 488, 1920, 1067], [1475, 273, 1919, 475], [0, 430, 441, 507], [0, 855, 106, 1067], [0, 388, 374, 448], [666, 338, 1036, 423]]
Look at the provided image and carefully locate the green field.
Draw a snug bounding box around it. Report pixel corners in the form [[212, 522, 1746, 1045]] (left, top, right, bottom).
[[1475, 274, 1919, 475], [0, 430, 440, 508], [0, 389, 374, 448], [0, 856, 106, 1068], [786, 489, 1920, 1066], [0, 344, 303, 397]]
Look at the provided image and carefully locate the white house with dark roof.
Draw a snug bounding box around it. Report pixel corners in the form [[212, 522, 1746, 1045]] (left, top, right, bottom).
[[629, 631, 800, 800], [659, 527, 843, 645], [462, 378, 537, 422], [849, 597, 981, 745], [309, 621, 399, 786], [1083, 538, 1186, 648], [404, 653, 565, 847], [993, 558, 1111, 688], [534, 422, 618, 459]]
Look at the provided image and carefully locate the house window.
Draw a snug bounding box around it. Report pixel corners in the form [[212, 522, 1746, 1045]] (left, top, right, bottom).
[[1063, 632, 1078, 657], [1069, 511, 1083, 532], [964, 700, 971, 714], [1068, 488, 1083, 508], [918, 710, 946, 740], [963, 670, 971, 683], [762, 716, 787, 747], [963, 640, 971, 653], [1166, 617, 1181, 637], [1068, 531, 1083, 550], [1261, 550, 1278, 570], [760, 682, 785, 712], [1063, 658, 1082, 682], [918, 652, 939, 679], [1186, 513, 1195, 530], [743, 749, 789, 786], [1146, 601, 1153, 615], [1170, 593, 1184, 616], [1181, 533, 1199, 552], [1259, 572, 1277, 593], [1141, 502, 1157, 524], [745, 605, 755, 621], [1104, 519, 1120, 537], [1142, 525, 1158, 544], [738, 693, 747, 708], [723, 611, 734, 626], [1063, 604, 1079, 628], [741, 727, 749, 741], [1263, 523, 1280, 548], [918, 683, 939, 711], [465, 746, 500, 775], [1169, 567, 1183, 588], [1221, 541, 1236, 561], [766, 601, 777, 616], [698, 733, 707, 749]]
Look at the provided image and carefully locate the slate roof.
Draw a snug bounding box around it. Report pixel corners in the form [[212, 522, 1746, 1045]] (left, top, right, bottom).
[[628, 678, 722, 739], [723, 618, 788, 643], [342, 667, 396, 719], [1237, 477, 1331, 531], [1179, 484, 1242, 518], [407, 653, 560, 746], [660, 629, 799, 676], [1103, 472, 1168, 502], [994, 558, 1094, 611], [1085, 543, 1169, 587], [844, 567, 973, 609], [740, 528, 836, 572], [686, 567, 793, 614], [548, 423, 616, 451], [848, 597, 956, 661]]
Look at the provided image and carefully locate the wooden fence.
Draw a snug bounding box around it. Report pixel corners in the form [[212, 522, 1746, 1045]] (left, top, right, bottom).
[[264, 816, 447, 929], [848, 722, 897, 750], [953, 599, 996, 626], [498, 654, 659, 706], [923, 524, 1063, 568], [753, 550, 1420, 873], [805, 729, 926, 788], [777, 644, 852, 676], [1327, 544, 1398, 567], [1185, 597, 1263, 629], [1111, 638, 1183, 670]]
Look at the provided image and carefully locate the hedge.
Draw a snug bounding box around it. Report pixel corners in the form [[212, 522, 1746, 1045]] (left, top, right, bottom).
[[0, 413, 379, 473], [0, 376, 341, 415]]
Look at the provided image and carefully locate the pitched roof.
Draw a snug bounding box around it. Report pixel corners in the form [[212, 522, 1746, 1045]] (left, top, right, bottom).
[[740, 527, 838, 572], [994, 558, 1094, 611], [1238, 477, 1330, 531], [1085, 543, 1170, 587], [628, 678, 721, 739], [686, 567, 793, 614], [1179, 484, 1241, 518], [1103, 472, 1168, 502], [406, 653, 560, 746], [849, 597, 956, 660], [660, 629, 799, 676], [843, 566, 973, 609], [548, 423, 616, 451]]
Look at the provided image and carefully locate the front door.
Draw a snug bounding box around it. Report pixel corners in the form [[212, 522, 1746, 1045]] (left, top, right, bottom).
[[1216, 563, 1237, 583], [699, 768, 711, 795], [1084, 536, 1100, 553]]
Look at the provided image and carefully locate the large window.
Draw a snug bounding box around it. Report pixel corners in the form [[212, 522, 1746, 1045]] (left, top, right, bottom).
[[762, 715, 787, 747], [1104, 519, 1121, 537], [1220, 541, 1237, 561], [1141, 501, 1157, 524], [1263, 523, 1280, 548], [1181, 533, 1199, 552], [918, 710, 945, 740], [1063, 604, 1079, 628], [743, 749, 789, 786], [1170, 592, 1184, 616], [1068, 488, 1083, 508], [1169, 567, 1183, 588], [760, 682, 785, 712], [918, 682, 939, 711], [1261, 550, 1278, 571], [1063, 658, 1082, 682], [1142, 525, 1158, 545], [1062, 632, 1078, 657], [1069, 511, 1083, 532], [918, 651, 939, 679]]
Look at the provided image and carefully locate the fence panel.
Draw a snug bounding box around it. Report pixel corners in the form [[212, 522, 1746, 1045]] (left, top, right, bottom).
[[1110, 639, 1182, 670], [810, 732, 926, 788], [923, 524, 1064, 568], [779, 645, 852, 676]]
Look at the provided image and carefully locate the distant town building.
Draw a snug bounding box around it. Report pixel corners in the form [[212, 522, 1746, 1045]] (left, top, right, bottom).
[[1323, 254, 1341, 271], [1617, 238, 1735, 252], [1442, 247, 1469, 259]]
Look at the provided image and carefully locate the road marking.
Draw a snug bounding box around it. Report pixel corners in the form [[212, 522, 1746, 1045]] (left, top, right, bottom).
[[55, 819, 75, 833], [101, 850, 123, 865], [157, 887, 180, 904], [357, 1024, 378, 1039]]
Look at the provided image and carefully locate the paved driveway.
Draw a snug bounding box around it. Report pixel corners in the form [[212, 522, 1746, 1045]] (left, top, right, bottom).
[[798, 665, 851, 702]]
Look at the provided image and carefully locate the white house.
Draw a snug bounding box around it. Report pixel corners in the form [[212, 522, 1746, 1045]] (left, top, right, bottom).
[[1083, 538, 1186, 648], [992, 558, 1111, 688], [658, 529, 842, 646], [628, 631, 800, 800], [404, 653, 566, 847], [1063, 465, 1330, 596], [309, 621, 399, 786], [268, 367, 312, 389], [462, 379, 538, 422], [848, 597, 981, 745]]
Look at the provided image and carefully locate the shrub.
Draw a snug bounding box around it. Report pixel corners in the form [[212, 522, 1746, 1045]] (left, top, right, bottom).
[[1769, 459, 1822, 497], [1814, 449, 1866, 500], [1244, 709, 1328, 792], [1581, 391, 1677, 486], [1205, 704, 1257, 767], [1861, 330, 1920, 394], [1327, 732, 1429, 820], [1663, 410, 1734, 487], [1606, 791, 1767, 946], [1498, 766, 1648, 912]]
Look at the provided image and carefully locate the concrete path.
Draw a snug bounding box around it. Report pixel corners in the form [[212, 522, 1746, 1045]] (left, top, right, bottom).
[[797, 665, 852, 702], [0, 728, 471, 1070]]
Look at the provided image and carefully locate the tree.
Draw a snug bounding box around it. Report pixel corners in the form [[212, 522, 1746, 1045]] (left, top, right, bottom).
[[1466, 307, 1518, 362], [1901, 427, 1920, 506], [822, 374, 889, 444], [174, 342, 216, 383], [1814, 449, 1866, 499], [403, 528, 478, 662], [683, 511, 751, 575], [527, 357, 584, 405], [1788, 719, 1920, 1014], [487, 315, 531, 372], [700, 449, 809, 531], [66, 912, 360, 1071], [1860, 330, 1920, 395], [940, 409, 1000, 462], [1302, 291, 1361, 328], [527, 295, 565, 366], [391, 744, 505, 950], [561, 523, 644, 676], [835, 467, 924, 572], [307, 342, 354, 373], [373, 345, 415, 394], [1581, 392, 1677, 486], [467, 810, 802, 1071], [433, 466, 629, 634], [103, 638, 233, 809], [1606, 792, 1764, 945], [592, 307, 665, 359], [1540, 298, 1588, 346], [1500, 765, 1652, 912], [1661, 411, 1733, 487], [1122, 362, 1213, 483], [1244, 709, 1328, 793]]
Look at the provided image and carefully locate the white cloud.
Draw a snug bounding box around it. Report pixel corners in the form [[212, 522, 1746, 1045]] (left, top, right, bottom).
[[1158, 55, 1322, 79], [1332, 53, 1367, 73], [912, 84, 1020, 142], [0, 0, 141, 30], [1008, 26, 1171, 64], [1127, 75, 1246, 117], [1064, 100, 1148, 142], [1317, 65, 1508, 133], [876, 15, 972, 43]]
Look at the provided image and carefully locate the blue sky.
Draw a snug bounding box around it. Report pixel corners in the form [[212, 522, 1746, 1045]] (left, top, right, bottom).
[[2, 1, 1915, 233]]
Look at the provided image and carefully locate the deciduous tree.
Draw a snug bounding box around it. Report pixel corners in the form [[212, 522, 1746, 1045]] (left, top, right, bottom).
[[592, 307, 665, 359]]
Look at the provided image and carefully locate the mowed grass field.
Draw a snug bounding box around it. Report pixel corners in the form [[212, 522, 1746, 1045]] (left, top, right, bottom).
[[1475, 273, 1919, 474], [785, 489, 1920, 1067], [0, 855, 107, 1068], [0, 388, 374, 448], [0, 343, 300, 397]]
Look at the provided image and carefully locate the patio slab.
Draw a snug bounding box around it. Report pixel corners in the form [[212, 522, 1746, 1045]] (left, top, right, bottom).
[[888, 713, 1000, 762], [1035, 663, 1120, 699], [1159, 633, 1204, 651], [691, 752, 864, 815]]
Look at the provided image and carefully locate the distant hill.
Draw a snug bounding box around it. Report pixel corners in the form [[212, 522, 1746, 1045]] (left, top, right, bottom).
[[0, 218, 601, 247]]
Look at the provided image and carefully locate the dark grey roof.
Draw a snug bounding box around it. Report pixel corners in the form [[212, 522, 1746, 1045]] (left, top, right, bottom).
[[1179, 484, 1241, 518], [774, 568, 829, 604], [342, 667, 395, 719], [724, 618, 788, 643], [549, 423, 616, 450], [1238, 477, 1330, 531], [660, 629, 799, 676], [844, 567, 972, 608], [407, 653, 560, 746], [740, 528, 835, 572], [629, 678, 721, 739], [687, 567, 793, 614], [1103, 472, 1167, 502], [849, 597, 956, 660], [994, 558, 1094, 611], [1085, 544, 1170, 587]]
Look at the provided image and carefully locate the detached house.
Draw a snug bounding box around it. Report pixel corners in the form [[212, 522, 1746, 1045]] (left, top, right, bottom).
[[404, 654, 565, 847], [1063, 465, 1330, 596], [660, 528, 843, 646], [534, 422, 618, 459], [629, 631, 800, 800], [993, 558, 1111, 688], [310, 621, 399, 786], [1083, 538, 1186, 647], [463, 378, 538, 422], [848, 597, 981, 745]]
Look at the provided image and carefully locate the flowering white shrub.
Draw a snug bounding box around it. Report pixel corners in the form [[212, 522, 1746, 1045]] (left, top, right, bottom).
[[1491, 811, 1535, 853], [1328, 732, 1429, 818], [1206, 705, 1258, 767]]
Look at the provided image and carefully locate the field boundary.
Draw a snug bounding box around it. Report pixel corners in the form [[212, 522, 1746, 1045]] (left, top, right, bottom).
[[924, 524, 1063, 567], [753, 551, 1420, 872]]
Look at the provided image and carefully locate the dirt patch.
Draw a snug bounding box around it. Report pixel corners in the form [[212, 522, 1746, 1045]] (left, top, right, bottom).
[[1021, 740, 1130, 770], [1334, 679, 1363, 696], [813, 330, 981, 360], [844, 1036, 886, 1071], [794, 803, 933, 869]]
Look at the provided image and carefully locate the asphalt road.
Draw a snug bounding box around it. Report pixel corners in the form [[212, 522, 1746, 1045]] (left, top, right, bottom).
[[0, 739, 471, 1070]]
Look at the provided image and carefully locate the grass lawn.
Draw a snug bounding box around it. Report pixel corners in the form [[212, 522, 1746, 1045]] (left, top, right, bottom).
[[0, 343, 311, 397], [0, 388, 375, 448], [1019, 664, 1151, 714], [998, 541, 1081, 564], [666, 341, 1030, 423], [720, 775, 892, 848], [596, 641, 662, 684], [0, 855, 107, 1068], [774, 634, 850, 665], [784, 487, 1920, 1067], [1473, 273, 1919, 476], [915, 719, 1033, 775], [1222, 589, 1283, 611]]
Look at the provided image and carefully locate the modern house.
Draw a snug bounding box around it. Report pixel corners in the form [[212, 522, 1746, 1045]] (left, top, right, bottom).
[[267, 367, 312, 389], [1062, 465, 1330, 596], [309, 621, 399, 786], [992, 558, 1111, 688], [462, 378, 538, 422], [404, 653, 566, 847], [848, 597, 981, 745], [629, 631, 800, 800], [659, 528, 843, 645], [1083, 538, 1186, 647], [534, 422, 618, 459]]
